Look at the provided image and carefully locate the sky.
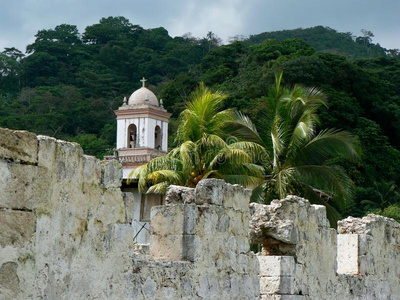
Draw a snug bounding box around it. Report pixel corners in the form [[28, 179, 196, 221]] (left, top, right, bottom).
[[1, 0, 399, 52]]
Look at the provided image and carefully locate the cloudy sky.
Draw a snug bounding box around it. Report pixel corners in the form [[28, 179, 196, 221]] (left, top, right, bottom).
[[1, 0, 399, 52]]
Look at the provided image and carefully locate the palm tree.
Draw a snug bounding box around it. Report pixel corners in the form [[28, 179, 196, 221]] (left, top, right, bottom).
[[362, 181, 400, 211], [128, 83, 265, 194], [228, 72, 361, 224]]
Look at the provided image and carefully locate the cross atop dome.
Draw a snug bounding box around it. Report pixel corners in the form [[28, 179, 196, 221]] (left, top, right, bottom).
[[140, 77, 147, 88]]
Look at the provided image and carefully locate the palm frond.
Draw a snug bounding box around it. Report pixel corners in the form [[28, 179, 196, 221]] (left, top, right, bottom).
[[147, 170, 182, 185], [222, 110, 264, 145], [302, 186, 342, 228], [228, 141, 270, 164], [271, 115, 285, 168], [201, 134, 227, 149], [146, 156, 182, 173], [291, 129, 361, 166], [250, 182, 267, 203], [147, 182, 170, 194], [222, 174, 263, 187], [127, 164, 149, 193], [294, 165, 354, 210]]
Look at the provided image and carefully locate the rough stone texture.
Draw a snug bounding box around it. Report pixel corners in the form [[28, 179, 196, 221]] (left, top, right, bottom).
[[165, 185, 196, 204], [0, 128, 259, 300], [0, 128, 38, 164], [0, 210, 36, 248], [0, 262, 21, 300], [250, 196, 400, 300], [1, 127, 400, 300], [142, 182, 260, 299]]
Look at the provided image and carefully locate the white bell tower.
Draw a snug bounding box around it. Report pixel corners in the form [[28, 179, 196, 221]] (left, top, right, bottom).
[[115, 77, 171, 178]]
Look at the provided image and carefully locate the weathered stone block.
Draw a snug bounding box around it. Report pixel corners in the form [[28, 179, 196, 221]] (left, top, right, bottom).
[[149, 234, 183, 260], [38, 136, 85, 183], [183, 205, 199, 235], [0, 262, 21, 299], [0, 160, 50, 210], [37, 135, 57, 169], [182, 234, 201, 262], [237, 236, 250, 253], [337, 234, 359, 275], [312, 205, 329, 227], [151, 205, 184, 236], [249, 202, 298, 245], [258, 256, 296, 277], [0, 128, 38, 164], [195, 179, 226, 205], [101, 159, 122, 188], [123, 192, 135, 224], [226, 208, 248, 236], [151, 204, 199, 236], [83, 155, 101, 186], [0, 210, 35, 247], [260, 275, 296, 295], [223, 183, 251, 212], [95, 188, 126, 225], [165, 185, 195, 204]]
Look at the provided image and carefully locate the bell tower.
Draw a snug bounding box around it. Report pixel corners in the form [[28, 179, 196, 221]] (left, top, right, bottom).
[[115, 78, 171, 178]]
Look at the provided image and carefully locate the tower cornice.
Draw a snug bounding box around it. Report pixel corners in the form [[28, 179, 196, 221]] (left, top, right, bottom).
[[115, 106, 171, 122]]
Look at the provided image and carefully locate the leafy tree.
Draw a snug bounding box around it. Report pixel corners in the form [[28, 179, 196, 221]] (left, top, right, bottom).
[[353, 118, 400, 186], [361, 181, 400, 211], [71, 133, 111, 159], [24, 24, 88, 86], [369, 204, 400, 223], [229, 73, 360, 224], [128, 83, 264, 193], [358, 29, 374, 46], [246, 26, 386, 59], [0, 48, 23, 93], [83, 16, 142, 45]]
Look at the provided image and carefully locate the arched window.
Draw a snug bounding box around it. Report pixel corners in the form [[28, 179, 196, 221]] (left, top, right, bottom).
[[127, 124, 137, 148], [154, 125, 162, 150]]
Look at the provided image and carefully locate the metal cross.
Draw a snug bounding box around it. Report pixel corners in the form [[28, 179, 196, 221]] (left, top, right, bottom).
[[140, 77, 147, 87]]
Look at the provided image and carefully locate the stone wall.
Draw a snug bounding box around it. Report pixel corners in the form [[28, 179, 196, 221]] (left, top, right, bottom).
[[1, 127, 400, 300], [125, 180, 260, 299], [0, 128, 259, 300], [250, 196, 400, 300]]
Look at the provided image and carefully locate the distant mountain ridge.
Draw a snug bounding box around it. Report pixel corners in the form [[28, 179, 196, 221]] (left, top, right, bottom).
[[245, 26, 388, 59]]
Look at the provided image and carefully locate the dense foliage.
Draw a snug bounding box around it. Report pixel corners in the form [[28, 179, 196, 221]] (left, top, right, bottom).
[[246, 26, 389, 60], [226, 72, 360, 225], [129, 83, 264, 194], [1, 18, 399, 219]]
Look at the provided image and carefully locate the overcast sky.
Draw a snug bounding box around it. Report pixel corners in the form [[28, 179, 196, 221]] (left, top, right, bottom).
[[1, 0, 399, 52]]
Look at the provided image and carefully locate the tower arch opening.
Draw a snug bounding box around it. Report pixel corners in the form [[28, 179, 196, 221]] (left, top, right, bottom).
[[154, 125, 161, 150], [127, 124, 137, 148]]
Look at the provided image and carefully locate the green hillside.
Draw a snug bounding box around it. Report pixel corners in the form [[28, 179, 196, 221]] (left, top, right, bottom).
[[246, 26, 388, 59]]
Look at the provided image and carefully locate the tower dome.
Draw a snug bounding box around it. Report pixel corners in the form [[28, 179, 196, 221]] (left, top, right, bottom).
[[128, 87, 159, 106], [128, 77, 159, 106]]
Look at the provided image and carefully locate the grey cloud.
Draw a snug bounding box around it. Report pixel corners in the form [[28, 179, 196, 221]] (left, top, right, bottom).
[[0, 0, 399, 52]]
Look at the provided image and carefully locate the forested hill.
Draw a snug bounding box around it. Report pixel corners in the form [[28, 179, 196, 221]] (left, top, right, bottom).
[[1, 17, 400, 219], [246, 26, 388, 59]]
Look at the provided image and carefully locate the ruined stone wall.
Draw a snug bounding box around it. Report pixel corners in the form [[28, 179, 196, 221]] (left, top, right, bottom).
[[125, 181, 260, 299], [0, 128, 259, 300], [1, 127, 400, 300], [250, 197, 400, 300]]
